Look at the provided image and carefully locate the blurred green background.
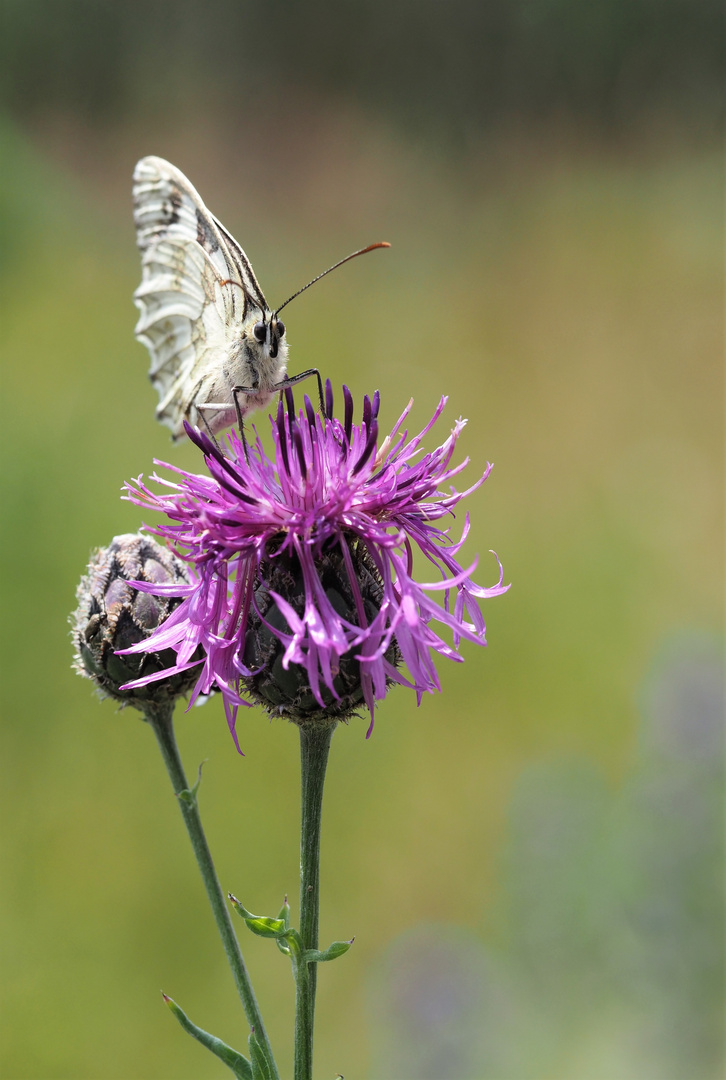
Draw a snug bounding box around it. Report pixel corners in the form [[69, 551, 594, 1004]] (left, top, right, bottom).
[[0, 2, 723, 1077]]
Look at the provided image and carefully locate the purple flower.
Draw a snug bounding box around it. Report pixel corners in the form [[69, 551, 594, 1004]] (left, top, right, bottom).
[[119, 384, 508, 750]]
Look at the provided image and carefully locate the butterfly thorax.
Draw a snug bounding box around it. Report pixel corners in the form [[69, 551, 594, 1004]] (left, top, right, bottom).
[[186, 318, 288, 438]]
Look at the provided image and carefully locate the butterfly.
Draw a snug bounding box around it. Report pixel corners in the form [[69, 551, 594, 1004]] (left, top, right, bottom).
[[132, 156, 388, 440]]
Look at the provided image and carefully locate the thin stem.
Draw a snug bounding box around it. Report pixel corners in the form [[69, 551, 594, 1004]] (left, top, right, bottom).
[[145, 703, 279, 1080], [294, 721, 335, 1080]]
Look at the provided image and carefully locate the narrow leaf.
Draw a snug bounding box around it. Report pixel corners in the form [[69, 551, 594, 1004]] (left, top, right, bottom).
[[162, 993, 252, 1079], [245, 916, 287, 938], [228, 894, 287, 937], [177, 761, 206, 806], [281, 927, 303, 956], [276, 894, 291, 929], [227, 894, 258, 920], [248, 1028, 275, 1080], [303, 938, 354, 964]]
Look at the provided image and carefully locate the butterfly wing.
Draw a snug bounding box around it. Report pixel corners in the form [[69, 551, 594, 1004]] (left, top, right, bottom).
[[132, 156, 269, 438]]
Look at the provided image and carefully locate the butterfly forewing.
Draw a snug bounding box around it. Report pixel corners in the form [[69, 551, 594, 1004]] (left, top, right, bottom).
[[132, 156, 274, 439]]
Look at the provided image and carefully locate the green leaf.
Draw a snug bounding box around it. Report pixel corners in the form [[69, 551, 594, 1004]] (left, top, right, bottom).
[[282, 927, 304, 956], [177, 761, 206, 807], [303, 938, 354, 964], [276, 895, 291, 930], [248, 1028, 275, 1080], [246, 915, 288, 938], [227, 895, 260, 921], [228, 894, 287, 937], [162, 993, 252, 1079]]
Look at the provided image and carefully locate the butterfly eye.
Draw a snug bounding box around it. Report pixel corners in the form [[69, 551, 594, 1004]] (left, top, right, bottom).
[[253, 321, 266, 343], [276, 320, 286, 338]]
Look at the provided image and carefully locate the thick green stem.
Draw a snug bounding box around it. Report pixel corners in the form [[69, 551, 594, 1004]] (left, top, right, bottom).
[[294, 721, 335, 1080], [145, 704, 279, 1080]]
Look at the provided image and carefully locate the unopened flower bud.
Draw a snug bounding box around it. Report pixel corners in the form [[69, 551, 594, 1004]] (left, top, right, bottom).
[[71, 533, 199, 711]]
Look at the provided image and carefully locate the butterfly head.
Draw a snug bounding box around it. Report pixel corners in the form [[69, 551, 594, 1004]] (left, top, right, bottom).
[[252, 315, 286, 360]]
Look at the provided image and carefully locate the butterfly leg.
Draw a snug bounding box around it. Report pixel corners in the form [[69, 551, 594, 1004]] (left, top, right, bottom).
[[274, 369, 327, 418], [197, 408, 222, 452], [232, 386, 255, 463]]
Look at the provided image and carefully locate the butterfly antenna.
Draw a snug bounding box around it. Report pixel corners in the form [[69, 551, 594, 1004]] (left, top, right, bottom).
[[274, 242, 391, 316]]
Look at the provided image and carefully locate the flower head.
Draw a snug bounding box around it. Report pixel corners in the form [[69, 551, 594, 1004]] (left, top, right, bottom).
[[71, 532, 201, 712], [120, 385, 508, 748]]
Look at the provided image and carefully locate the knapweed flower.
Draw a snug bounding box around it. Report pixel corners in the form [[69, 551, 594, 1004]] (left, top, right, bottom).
[[71, 533, 201, 711], [120, 385, 508, 748]]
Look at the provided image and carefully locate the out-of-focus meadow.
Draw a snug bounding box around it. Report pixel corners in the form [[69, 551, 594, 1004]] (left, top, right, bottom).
[[0, 3, 723, 1078]]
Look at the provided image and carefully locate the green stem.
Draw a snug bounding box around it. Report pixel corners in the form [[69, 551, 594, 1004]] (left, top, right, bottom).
[[294, 721, 335, 1080], [145, 703, 279, 1080]]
